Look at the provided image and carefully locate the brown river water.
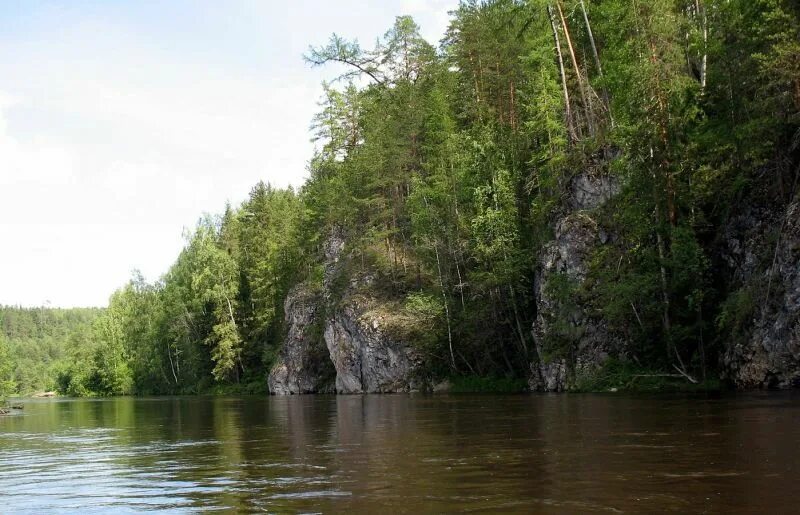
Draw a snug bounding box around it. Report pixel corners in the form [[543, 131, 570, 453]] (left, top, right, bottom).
[[0, 393, 798, 513]]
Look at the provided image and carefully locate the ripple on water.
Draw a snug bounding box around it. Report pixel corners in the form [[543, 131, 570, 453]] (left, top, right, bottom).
[[1, 394, 799, 514]]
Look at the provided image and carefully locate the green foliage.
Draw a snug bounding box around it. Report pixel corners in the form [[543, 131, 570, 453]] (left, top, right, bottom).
[[716, 286, 759, 342], [400, 292, 445, 353], [0, 306, 104, 396], [574, 358, 722, 393], [190, 220, 244, 381], [300, 0, 797, 383], [539, 272, 584, 362], [0, 336, 15, 401], [472, 169, 523, 282], [405, 292, 444, 322]]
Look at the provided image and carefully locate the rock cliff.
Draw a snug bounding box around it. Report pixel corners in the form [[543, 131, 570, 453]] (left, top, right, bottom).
[[530, 172, 625, 391], [722, 199, 800, 388], [270, 229, 423, 394], [324, 300, 423, 393], [269, 177, 800, 394], [267, 284, 334, 394], [322, 230, 423, 393]]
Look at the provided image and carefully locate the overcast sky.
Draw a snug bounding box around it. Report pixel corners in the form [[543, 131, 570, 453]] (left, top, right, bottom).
[[0, 0, 457, 308]]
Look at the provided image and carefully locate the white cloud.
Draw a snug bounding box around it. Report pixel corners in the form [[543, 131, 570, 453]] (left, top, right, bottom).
[[0, 39, 319, 306], [0, 1, 457, 308], [0, 93, 77, 189], [400, 0, 457, 43]]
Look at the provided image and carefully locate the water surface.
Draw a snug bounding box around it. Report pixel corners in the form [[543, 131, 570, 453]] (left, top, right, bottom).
[[1, 393, 798, 513]]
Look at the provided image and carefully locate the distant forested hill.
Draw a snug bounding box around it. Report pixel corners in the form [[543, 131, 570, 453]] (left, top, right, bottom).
[[0, 306, 107, 397]]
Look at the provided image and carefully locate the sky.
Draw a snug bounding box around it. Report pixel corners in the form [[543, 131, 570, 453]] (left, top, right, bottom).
[[0, 0, 457, 308]]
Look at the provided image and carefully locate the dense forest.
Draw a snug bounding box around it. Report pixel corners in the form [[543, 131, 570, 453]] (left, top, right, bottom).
[[0, 307, 105, 398], [3, 0, 798, 396]]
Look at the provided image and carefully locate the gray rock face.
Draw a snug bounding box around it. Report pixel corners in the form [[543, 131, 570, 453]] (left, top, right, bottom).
[[531, 360, 568, 392], [323, 226, 346, 292], [723, 201, 800, 388], [322, 228, 422, 394], [569, 172, 621, 211], [540, 214, 602, 283], [268, 285, 334, 395], [719, 202, 780, 284], [530, 174, 623, 392], [268, 228, 423, 395], [324, 302, 421, 393]]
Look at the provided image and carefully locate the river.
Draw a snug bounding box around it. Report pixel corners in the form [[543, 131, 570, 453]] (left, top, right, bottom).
[[0, 393, 797, 513]]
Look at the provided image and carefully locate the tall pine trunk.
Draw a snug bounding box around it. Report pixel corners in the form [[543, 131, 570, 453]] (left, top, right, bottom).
[[557, 1, 593, 137], [548, 4, 575, 144], [579, 0, 613, 125]]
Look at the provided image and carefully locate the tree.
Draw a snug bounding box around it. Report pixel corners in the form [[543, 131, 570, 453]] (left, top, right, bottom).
[[306, 16, 435, 86], [190, 220, 244, 382], [0, 335, 15, 401], [91, 294, 134, 395]]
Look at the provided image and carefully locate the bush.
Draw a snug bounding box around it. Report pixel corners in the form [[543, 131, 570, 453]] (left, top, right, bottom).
[[573, 358, 723, 392]]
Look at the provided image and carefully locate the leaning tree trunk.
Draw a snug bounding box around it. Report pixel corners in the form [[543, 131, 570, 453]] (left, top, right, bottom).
[[579, 0, 613, 125], [557, 1, 593, 137], [548, 4, 575, 145]]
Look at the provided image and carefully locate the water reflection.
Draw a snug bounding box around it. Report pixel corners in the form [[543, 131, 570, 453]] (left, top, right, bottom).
[[0, 393, 798, 513]]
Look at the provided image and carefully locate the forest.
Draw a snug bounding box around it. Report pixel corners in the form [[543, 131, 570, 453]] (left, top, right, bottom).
[[2, 0, 798, 397], [0, 307, 105, 397]]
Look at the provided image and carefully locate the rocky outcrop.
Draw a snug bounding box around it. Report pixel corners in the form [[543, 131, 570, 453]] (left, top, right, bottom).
[[722, 200, 800, 388], [268, 228, 424, 394], [324, 301, 423, 393], [568, 172, 620, 211], [530, 173, 624, 391], [323, 229, 422, 393], [268, 285, 334, 395]]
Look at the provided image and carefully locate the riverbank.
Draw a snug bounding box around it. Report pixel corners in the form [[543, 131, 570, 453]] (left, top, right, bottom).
[[9, 370, 727, 399]]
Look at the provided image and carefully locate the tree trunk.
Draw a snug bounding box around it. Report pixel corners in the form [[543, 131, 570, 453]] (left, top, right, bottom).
[[579, 0, 613, 125], [437, 244, 456, 371], [166, 342, 179, 385], [695, 0, 708, 93], [453, 247, 466, 310], [548, 4, 575, 145], [557, 1, 593, 137], [425, 196, 456, 370], [223, 292, 245, 375], [508, 285, 529, 358]]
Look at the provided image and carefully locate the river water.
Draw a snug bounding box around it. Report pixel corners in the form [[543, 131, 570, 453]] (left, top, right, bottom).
[[0, 393, 797, 513]]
